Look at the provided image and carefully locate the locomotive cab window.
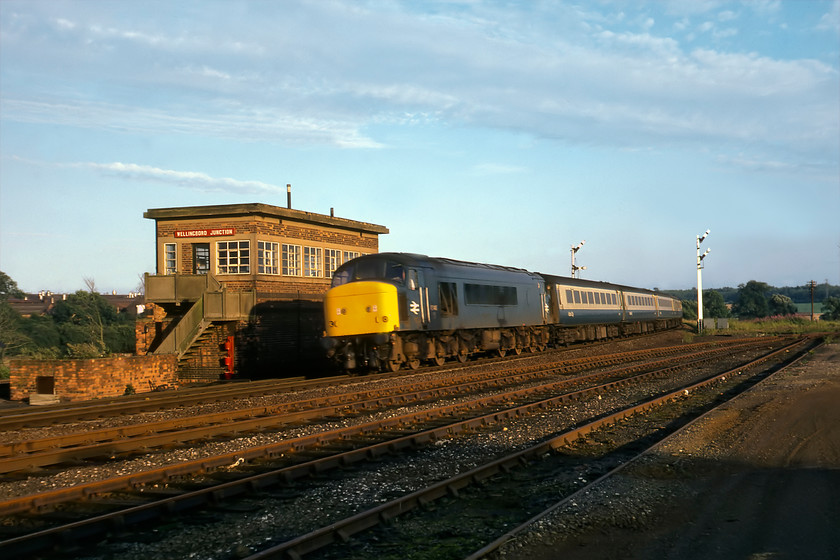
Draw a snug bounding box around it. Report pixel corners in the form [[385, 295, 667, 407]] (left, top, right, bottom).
[[331, 259, 405, 287], [438, 282, 459, 317]]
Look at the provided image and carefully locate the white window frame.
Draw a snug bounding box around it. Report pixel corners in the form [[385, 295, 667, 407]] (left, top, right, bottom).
[[282, 243, 302, 276], [324, 249, 342, 278], [304, 246, 322, 278], [163, 243, 177, 275], [258, 241, 280, 275], [217, 240, 250, 274]]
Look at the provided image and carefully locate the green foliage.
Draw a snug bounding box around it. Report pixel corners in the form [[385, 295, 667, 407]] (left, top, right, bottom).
[[0, 274, 136, 359], [822, 297, 840, 321], [703, 290, 730, 318], [723, 317, 834, 335], [0, 271, 25, 301], [1, 302, 30, 360], [681, 299, 697, 320], [768, 293, 797, 316], [732, 280, 770, 319], [661, 282, 840, 305]]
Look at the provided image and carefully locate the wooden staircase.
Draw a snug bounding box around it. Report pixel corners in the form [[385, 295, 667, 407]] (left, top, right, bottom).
[[144, 274, 255, 381]]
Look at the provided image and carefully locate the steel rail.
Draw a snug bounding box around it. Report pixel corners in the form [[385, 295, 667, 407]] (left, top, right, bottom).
[[0, 339, 765, 475], [0, 339, 801, 557], [242, 336, 815, 560], [464, 335, 825, 560], [0, 339, 764, 473], [0, 335, 772, 431]]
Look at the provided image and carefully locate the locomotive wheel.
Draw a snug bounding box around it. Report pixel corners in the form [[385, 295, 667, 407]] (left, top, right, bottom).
[[385, 360, 401, 372], [497, 348, 507, 358], [512, 347, 522, 355], [433, 356, 445, 366], [408, 358, 421, 370], [455, 353, 468, 363]]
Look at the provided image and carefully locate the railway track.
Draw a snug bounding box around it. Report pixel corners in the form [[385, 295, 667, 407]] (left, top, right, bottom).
[[0, 338, 772, 476], [0, 334, 811, 559], [241, 336, 819, 560]]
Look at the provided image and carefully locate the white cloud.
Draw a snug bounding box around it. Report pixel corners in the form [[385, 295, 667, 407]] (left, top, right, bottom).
[[79, 162, 286, 194], [0, 98, 383, 149], [817, 0, 840, 31], [2, 0, 837, 169]]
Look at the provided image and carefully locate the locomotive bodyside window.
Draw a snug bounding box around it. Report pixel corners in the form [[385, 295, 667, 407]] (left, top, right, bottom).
[[566, 289, 573, 303], [573, 291, 581, 304], [464, 284, 518, 306]]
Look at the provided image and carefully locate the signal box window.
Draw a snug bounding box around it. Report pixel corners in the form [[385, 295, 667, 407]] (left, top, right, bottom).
[[258, 241, 280, 275], [193, 243, 210, 275], [164, 243, 177, 275], [283, 244, 302, 276], [304, 247, 322, 277], [325, 249, 342, 278], [217, 240, 250, 274]]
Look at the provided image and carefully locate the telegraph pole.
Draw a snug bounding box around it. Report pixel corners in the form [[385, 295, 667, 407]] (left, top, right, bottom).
[[809, 280, 817, 321]]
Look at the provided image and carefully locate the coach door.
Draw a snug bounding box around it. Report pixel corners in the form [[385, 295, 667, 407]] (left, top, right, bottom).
[[408, 268, 430, 329]]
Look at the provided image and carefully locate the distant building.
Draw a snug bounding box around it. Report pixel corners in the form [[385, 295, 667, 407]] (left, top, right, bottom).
[[8, 291, 142, 318], [140, 201, 389, 380]]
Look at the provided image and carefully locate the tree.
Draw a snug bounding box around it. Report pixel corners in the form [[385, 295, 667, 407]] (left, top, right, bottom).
[[681, 299, 697, 321], [732, 281, 770, 319], [52, 290, 118, 357], [0, 272, 29, 373], [0, 271, 24, 301], [768, 293, 797, 317], [703, 290, 730, 318], [822, 297, 840, 321]]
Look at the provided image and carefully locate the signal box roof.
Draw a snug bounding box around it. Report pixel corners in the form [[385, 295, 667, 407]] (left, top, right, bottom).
[[144, 203, 389, 235]]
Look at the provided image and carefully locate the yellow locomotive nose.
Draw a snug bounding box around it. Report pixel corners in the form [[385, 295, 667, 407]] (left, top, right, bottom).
[[324, 281, 400, 337]]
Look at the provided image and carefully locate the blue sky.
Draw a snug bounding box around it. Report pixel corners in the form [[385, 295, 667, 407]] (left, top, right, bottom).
[[1, 0, 838, 294]]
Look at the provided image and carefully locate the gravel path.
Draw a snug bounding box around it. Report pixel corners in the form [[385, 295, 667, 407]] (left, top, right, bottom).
[[503, 340, 840, 560]]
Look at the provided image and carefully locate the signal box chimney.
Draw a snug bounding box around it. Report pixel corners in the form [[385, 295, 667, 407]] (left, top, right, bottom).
[[286, 184, 292, 209]]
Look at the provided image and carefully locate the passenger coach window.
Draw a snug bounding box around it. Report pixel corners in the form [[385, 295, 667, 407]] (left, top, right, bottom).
[[573, 291, 581, 304]]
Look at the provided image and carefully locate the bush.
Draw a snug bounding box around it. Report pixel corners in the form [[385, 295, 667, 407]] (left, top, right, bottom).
[[66, 342, 106, 359]]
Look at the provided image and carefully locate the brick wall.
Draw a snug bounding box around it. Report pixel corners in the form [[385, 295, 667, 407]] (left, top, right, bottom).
[[9, 354, 179, 402]]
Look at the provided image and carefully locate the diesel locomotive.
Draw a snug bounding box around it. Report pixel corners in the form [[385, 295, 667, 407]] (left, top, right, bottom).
[[322, 253, 682, 371]]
